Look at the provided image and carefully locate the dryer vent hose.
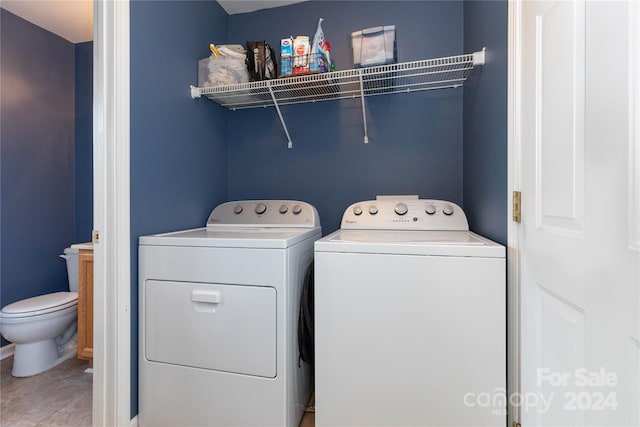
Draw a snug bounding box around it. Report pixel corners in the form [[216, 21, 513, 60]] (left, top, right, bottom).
[[298, 261, 314, 367]]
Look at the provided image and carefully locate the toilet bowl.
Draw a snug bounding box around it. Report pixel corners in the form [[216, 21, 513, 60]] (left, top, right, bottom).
[[1, 293, 78, 376], [0, 243, 89, 377]]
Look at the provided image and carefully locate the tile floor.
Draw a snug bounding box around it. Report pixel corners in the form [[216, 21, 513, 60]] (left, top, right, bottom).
[[1, 355, 315, 427], [299, 393, 315, 427], [299, 411, 315, 427], [1, 356, 92, 427]]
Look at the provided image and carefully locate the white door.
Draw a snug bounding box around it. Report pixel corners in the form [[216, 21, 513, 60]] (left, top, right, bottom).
[[516, 0, 640, 426]]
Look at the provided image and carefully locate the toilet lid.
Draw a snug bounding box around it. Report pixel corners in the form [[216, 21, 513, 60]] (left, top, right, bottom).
[[1, 292, 78, 317]]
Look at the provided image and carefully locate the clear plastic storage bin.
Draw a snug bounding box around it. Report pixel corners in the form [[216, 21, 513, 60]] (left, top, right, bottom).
[[351, 25, 396, 68], [198, 55, 249, 87]]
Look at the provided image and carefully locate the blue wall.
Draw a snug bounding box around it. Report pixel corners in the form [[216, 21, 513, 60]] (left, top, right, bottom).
[[129, 0, 229, 416], [0, 10, 76, 345], [227, 1, 464, 234], [75, 42, 94, 243], [463, 0, 508, 245]]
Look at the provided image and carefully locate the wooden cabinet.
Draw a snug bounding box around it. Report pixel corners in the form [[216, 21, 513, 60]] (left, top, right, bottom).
[[78, 249, 94, 366]]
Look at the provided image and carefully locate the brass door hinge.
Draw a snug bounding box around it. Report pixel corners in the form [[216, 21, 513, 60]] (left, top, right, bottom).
[[513, 422, 521, 427], [92, 229, 100, 244], [513, 191, 522, 223]]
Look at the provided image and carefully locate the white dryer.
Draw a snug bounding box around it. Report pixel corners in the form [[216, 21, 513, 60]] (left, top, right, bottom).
[[314, 196, 505, 427], [139, 200, 320, 427]]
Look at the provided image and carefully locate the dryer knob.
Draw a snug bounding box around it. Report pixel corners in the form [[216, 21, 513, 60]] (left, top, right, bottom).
[[394, 203, 408, 216], [369, 205, 379, 215], [279, 205, 288, 214], [425, 204, 436, 215], [255, 203, 267, 215], [353, 205, 363, 216], [442, 205, 454, 216], [233, 205, 243, 214], [292, 205, 302, 215]]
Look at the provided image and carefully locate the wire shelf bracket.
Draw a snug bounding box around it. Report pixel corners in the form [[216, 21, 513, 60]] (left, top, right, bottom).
[[190, 49, 486, 148], [267, 82, 293, 148], [358, 71, 369, 144]]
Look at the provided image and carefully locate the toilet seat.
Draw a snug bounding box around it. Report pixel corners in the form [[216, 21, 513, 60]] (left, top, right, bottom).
[[1, 292, 78, 318]]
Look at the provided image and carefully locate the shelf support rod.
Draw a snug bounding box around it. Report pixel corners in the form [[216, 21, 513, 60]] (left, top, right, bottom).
[[358, 70, 369, 144], [267, 82, 293, 148]]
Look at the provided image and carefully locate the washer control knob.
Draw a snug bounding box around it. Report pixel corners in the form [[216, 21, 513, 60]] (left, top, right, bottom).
[[394, 203, 408, 216], [255, 203, 267, 215], [233, 205, 243, 214], [442, 205, 454, 216], [292, 205, 302, 215], [369, 205, 378, 215], [353, 205, 363, 216], [279, 205, 288, 214], [425, 204, 436, 215]]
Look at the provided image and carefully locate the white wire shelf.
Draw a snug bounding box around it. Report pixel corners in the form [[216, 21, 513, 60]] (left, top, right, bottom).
[[190, 49, 485, 147]]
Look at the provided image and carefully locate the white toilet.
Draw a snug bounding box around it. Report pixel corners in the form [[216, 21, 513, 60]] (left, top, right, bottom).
[[0, 243, 90, 377]]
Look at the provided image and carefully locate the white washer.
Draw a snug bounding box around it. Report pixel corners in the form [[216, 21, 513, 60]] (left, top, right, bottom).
[[139, 200, 320, 427], [314, 196, 506, 427]]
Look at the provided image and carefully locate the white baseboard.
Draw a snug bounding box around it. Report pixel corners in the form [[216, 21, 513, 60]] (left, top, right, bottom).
[[130, 415, 138, 427], [1, 343, 16, 360]]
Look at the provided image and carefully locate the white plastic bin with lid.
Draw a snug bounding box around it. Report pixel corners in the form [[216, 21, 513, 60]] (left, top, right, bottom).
[[351, 25, 396, 68]]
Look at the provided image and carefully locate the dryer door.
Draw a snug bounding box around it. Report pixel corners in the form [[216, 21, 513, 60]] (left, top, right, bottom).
[[144, 280, 277, 378]]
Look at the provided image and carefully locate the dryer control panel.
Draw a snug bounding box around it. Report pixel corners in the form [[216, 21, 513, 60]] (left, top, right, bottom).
[[341, 196, 468, 231], [207, 200, 320, 228]]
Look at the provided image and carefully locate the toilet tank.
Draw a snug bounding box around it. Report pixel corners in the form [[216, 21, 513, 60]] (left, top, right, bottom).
[[63, 243, 93, 292]]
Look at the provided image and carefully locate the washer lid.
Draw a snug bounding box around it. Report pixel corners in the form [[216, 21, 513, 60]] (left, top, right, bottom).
[[314, 230, 505, 258], [139, 226, 321, 249], [1, 292, 78, 316]]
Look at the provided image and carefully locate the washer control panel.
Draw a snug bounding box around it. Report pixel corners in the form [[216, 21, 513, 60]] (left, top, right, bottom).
[[207, 200, 320, 228], [341, 196, 468, 231]]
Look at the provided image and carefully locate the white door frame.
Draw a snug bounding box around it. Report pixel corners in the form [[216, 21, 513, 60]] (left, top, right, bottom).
[[506, 1, 522, 426], [93, 0, 131, 425], [630, 0, 640, 253]]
